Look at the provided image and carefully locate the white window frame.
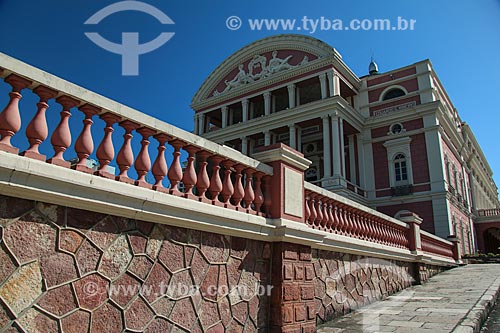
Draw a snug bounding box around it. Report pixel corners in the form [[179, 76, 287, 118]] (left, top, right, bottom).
[[379, 85, 409, 102], [393, 153, 409, 184], [383, 137, 413, 188]]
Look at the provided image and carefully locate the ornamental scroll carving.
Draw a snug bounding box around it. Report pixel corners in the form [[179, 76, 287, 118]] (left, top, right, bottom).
[[213, 50, 309, 96]]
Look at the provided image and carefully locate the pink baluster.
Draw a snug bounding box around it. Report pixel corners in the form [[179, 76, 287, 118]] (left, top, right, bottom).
[[364, 214, 375, 242], [373, 218, 383, 244], [350, 210, 359, 237], [326, 200, 335, 230], [196, 151, 211, 202], [380, 219, 390, 245], [21, 86, 58, 160], [359, 214, 368, 240], [304, 193, 311, 224], [337, 205, 346, 235], [208, 156, 224, 205], [315, 197, 323, 228], [322, 199, 329, 229], [151, 134, 170, 192], [182, 146, 199, 198], [253, 173, 264, 215], [243, 169, 255, 213], [134, 127, 156, 188], [351, 210, 360, 238], [47, 96, 80, 167], [167, 140, 184, 196], [221, 160, 234, 207], [309, 194, 317, 225], [361, 214, 371, 241], [0, 74, 32, 154], [115, 120, 140, 184], [342, 207, 351, 235], [74, 104, 100, 173], [95, 113, 121, 179], [232, 165, 245, 209], [343, 206, 352, 235], [332, 202, 341, 233]]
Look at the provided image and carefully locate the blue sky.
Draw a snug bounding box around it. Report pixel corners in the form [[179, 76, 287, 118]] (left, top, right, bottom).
[[0, 0, 499, 193]]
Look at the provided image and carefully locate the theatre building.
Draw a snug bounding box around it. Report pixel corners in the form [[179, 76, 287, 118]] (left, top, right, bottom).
[[191, 34, 500, 254]]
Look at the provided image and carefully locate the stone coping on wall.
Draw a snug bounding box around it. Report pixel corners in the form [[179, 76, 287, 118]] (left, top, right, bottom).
[[0, 151, 457, 267]]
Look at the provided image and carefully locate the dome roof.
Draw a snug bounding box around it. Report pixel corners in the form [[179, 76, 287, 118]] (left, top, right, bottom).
[[369, 58, 379, 75]]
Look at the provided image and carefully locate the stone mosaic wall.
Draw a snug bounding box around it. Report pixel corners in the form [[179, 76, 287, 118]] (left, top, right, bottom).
[[0, 195, 271, 333], [312, 250, 415, 324], [0, 194, 452, 332]]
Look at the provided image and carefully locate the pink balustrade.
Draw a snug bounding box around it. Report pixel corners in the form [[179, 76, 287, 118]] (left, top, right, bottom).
[[477, 209, 500, 217], [0, 71, 273, 216], [420, 232, 455, 258], [304, 188, 410, 249]]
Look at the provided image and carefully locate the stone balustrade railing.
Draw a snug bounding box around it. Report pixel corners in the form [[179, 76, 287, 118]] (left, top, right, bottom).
[[304, 182, 458, 261], [477, 208, 500, 217], [420, 231, 455, 258], [304, 182, 410, 249], [0, 52, 274, 215]]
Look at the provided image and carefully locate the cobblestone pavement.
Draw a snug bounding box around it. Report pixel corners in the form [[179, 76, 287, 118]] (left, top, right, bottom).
[[317, 264, 500, 333], [480, 294, 500, 332]]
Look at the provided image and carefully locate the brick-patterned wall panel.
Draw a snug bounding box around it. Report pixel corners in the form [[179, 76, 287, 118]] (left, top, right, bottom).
[[0, 195, 271, 333], [312, 250, 414, 324], [270, 243, 315, 333]]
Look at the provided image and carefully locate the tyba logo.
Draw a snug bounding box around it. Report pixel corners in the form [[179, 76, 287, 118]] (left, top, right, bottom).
[[84, 1, 175, 76]]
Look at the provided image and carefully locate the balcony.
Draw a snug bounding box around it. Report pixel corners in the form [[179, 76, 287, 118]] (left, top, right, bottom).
[[392, 184, 413, 197]]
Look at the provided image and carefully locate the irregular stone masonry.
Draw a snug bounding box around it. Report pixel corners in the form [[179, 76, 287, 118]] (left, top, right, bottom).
[[0, 195, 271, 332], [313, 249, 416, 324], [0, 194, 450, 332]]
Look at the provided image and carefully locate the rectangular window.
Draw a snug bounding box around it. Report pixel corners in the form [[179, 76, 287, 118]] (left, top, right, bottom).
[[395, 160, 408, 182]]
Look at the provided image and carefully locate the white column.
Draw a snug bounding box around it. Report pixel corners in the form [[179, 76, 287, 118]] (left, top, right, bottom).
[[221, 106, 228, 129], [242, 99, 249, 122], [194, 114, 199, 134], [356, 133, 366, 188], [348, 135, 356, 184], [264, 92, 271, 115], [287, 84, 296, 109], [327, 70, 340, 97], [331, 114, 341, 176], [264, 131, 271, 146], [241, 137, 248, 155], [319, 73, 328, 99], [322, 115, 331, 178], [198, 113, 206, 134], [289, 124, 297, 149], [340, 118, 345, 177]]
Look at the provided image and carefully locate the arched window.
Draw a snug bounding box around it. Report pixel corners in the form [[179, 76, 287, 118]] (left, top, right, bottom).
[[453, 166, 459, 192], [394, 153, 408, 183], [382, 88, 405, 101], [445, 156, 451, 184]]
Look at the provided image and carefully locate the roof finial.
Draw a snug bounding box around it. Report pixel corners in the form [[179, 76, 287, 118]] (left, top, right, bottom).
[[369, 51, 379, 75]]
